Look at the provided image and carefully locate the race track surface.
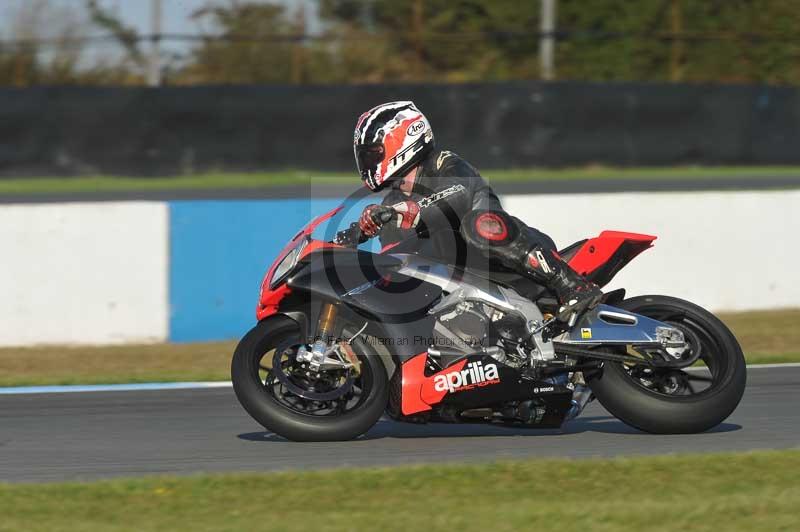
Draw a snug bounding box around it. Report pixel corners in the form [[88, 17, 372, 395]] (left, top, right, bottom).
[[1, 366, 798, 483]]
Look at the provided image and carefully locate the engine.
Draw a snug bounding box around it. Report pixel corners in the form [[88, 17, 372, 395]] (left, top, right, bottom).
[[437, 302, 489, 348], [431, 301, 527, 367]]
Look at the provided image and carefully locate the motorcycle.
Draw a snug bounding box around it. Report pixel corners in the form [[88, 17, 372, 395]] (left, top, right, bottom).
[[231, 204, 746, 441]]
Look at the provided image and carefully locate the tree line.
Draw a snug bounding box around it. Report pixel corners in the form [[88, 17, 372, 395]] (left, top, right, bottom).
[[2, 0, 800, 87]]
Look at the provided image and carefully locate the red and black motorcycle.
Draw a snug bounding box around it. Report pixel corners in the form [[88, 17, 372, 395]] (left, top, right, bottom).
[[232, 206, 746, 441]]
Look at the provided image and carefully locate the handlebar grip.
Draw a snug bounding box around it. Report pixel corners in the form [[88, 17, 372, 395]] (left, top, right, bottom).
[[371, 206, 396, 225], [334, 207, 395, 247], [333, 221, 367, 247]]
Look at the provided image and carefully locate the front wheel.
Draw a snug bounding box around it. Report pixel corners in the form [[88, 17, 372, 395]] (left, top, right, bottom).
[[231, 316, 388, 442], [588, 295, 746, 434]]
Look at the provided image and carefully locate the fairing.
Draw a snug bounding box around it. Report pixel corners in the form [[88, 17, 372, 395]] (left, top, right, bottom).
[[567, 231, 656, 287], [397, 352, 572, 425], [286, 248, 440, 322], [257, 206, 344, 320]]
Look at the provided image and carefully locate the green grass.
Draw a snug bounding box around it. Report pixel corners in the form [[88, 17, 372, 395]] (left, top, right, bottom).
[[0, 341, 236, 387], [1, 450, 798, 531], [717, 308, 800, 365], [483, 165, 800, 181], [0, 309, 797, 387], [0, 171, 350, 195], [2, 165, 800, 195]]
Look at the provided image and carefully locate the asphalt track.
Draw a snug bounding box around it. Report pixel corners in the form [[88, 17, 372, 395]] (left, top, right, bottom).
[[1, 366, 798, 483]]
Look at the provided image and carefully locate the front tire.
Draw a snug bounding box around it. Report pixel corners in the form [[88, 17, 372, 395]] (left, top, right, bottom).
[[231, 316, 388, 442], [588, 295, 746, 434]]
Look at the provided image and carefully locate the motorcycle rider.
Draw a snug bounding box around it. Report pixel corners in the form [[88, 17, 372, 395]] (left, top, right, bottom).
[[353, 101, 602, 322]]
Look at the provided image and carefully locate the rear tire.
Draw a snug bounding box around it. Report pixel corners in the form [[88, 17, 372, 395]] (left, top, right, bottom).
[[231, 316, 388, 442], [588, 295, 746, 434]]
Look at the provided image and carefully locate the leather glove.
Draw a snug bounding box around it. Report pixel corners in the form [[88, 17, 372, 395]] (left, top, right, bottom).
[[391, 200, 421, 230], [359, 204, 394, 237]]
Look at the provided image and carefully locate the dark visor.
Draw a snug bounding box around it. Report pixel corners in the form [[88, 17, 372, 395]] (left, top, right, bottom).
[[356, 144, 385, 176]]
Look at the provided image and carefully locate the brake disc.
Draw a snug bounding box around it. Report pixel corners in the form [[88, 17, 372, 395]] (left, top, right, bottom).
[[271, 344, 354, 401]]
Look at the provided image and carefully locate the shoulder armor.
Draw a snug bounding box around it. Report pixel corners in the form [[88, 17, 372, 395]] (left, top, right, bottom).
[[436, 150, 459, 170]]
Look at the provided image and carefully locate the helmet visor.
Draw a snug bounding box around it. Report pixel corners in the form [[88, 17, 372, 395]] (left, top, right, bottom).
[[355, 144, 385, 179]]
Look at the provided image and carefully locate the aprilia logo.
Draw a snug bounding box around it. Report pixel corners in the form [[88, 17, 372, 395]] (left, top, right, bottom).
[[433, 361, 500, 393]]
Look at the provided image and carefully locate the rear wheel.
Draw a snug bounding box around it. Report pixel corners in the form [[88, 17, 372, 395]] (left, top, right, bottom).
[[231, 316, 388, 442], [588, 295, 746, 434]]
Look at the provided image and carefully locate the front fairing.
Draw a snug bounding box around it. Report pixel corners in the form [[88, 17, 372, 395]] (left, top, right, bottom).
[[287, 247, 441, 322], [257, 206, 344, 319]]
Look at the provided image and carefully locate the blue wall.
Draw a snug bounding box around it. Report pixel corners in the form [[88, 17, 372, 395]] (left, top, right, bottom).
[[168, 198, 374, 342]]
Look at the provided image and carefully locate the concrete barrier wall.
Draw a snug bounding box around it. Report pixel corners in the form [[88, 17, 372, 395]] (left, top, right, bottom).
[[0, 202, 168, 346], [0, 190, 796, 345], [504, 190, 800, 311]]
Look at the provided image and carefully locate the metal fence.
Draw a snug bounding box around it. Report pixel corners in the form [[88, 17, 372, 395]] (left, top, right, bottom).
[[1, 80, 798, 176]]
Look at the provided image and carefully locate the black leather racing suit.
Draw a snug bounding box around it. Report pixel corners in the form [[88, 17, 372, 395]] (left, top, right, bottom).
[[378, 149, 556, 257], [376, 149, 601, 321]]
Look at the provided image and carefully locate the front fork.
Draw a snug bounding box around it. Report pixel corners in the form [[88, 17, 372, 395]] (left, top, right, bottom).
[[295, 302, 360, 373]]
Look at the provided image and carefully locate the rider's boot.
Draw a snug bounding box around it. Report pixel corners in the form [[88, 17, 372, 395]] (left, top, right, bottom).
[[522, 246, 603, 323]]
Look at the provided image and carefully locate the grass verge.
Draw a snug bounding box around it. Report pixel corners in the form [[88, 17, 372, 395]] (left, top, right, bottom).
[[1, 450, 799, 531], [0, 309, 797, 387], [1, 165, 800, 195], [0, 341, 236, 387]]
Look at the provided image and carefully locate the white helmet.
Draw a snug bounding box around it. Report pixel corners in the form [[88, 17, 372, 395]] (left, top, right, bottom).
[[353, 101, 435, 191]]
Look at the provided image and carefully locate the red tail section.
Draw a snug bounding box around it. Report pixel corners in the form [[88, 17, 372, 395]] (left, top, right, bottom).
[[567, 231, 656, 287]]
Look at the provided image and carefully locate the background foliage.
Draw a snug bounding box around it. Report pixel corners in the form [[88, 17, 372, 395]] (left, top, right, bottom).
[[2, 0, 800, 86]]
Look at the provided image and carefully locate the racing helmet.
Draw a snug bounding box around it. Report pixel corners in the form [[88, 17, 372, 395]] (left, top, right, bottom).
[[353, 101, 434, 191]]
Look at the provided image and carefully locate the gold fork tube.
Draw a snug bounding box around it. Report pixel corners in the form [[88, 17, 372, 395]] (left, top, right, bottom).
[[317, 302, 338, 342]]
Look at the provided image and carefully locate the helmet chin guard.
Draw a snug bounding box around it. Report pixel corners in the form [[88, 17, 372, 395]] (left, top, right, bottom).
[[354, 101, 434, 191]]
